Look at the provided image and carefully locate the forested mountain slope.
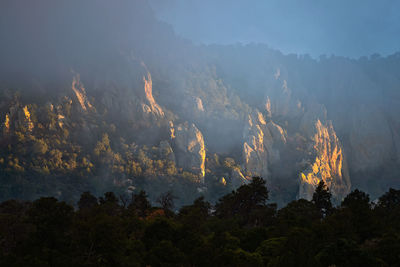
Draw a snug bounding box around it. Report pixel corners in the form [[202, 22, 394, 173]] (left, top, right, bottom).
[[0, 0, 399, 205]]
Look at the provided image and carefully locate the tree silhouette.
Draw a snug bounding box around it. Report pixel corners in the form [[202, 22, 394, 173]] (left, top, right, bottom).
[[215, 177, 269, 225], [312, 180, 333, 217], [78, 191, 98, 210], [129, 190, 151, 218], [157, 190, 178, 217], [378, 188, 400, 211]]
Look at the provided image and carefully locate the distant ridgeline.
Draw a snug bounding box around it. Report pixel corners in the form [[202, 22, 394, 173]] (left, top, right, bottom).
[[1, 178, 400, 266], [0, 0, 400, 206]]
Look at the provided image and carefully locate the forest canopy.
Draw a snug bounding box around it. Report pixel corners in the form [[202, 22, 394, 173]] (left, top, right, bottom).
[[0, 178, 399, 266]]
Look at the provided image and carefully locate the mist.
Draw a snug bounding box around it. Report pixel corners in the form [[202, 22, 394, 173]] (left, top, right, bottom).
[[150, 0, 400, 58], [1, 2, 400, 265], [0, 0, 399, 207]]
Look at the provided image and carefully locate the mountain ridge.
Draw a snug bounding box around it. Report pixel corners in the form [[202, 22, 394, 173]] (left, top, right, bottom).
[[0, 0, 399, 206]]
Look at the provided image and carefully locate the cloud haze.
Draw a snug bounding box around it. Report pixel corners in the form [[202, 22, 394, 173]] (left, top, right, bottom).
[[150, 0, 400, 58]]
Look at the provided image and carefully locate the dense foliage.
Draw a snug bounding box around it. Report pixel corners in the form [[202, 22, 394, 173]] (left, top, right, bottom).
[[0, 92, 244, 207], [0, 177, 399, 266]]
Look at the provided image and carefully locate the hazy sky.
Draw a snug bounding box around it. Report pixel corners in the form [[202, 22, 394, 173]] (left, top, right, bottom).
[[150, 0, 400, 58]]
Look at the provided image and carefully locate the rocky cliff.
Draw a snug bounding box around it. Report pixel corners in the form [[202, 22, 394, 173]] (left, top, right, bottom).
[[172, 122, 206, 179], [0, 0, 399, 205], [298, 119, 351, 201], [242, 110, 287, 179], [2, 104, 34, 134]]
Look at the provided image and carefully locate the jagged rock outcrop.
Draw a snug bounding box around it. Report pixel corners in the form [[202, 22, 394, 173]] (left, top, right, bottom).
[[264, 121, 287, 164], [265, 68, 303, 118], [2, 104, 34, 134], [182, 96, 205, 119], [242, 112, 269, 178], [71, 74, 94, 112], [21, 106, 34, 132], [3, 0, 400, 206], [299, 103, 327, 138], [98, 61, 164, 123], [172, 122, 206, 179], [267, 121, 287, 145], [298, 119, 351, 201], [46, 100, 71, 130], [2, 114, 10, 135], [159, 140, 176, 163], [242, 110, 287, 177], [141, 68, 164, 118], [230, 168, 249, 188], [195, 97, 205, 112]]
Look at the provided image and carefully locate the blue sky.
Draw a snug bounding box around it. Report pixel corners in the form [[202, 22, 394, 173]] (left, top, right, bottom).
[[150, 0, 400, 58]]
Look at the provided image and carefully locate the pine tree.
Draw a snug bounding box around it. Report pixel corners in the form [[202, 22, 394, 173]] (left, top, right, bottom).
[[312, 180, 333, 217]]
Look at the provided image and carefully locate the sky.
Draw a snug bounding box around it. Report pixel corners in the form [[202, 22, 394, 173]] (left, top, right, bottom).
[[149, 0, 400, 58]]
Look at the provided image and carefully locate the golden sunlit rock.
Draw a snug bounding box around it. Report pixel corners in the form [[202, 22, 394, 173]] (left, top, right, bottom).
[[71, 74, 93, 112], [23, 106, 34, 131], [173, 122, 206, 179], [299, 119, 351, 201], [3, 114, 10, 134], [143, 72, 164, 118]]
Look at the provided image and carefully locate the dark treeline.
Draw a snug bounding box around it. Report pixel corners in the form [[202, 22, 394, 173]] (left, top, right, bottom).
[[0, 177, 399, 266]]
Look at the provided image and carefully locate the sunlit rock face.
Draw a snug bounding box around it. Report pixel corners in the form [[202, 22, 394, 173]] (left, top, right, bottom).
[[172, 122, 206, 179], [241, 99, 350, 202], [298, 118, 351, 201], [2, 104, 34, 134], [242, 110, 287, 178], [266, 121, 287, 145], [242, 111, 270, 178], [141, 67, 164, 119], [229, 168, 249, 188], [45, 102, 66, 130], [2, 0, 400, 206], [265, 121, 287, 164], [71, 74, 93, 112], [2, 114, 10, 135], [97, 60, 165, 123], [182, 96, 205, 119]]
